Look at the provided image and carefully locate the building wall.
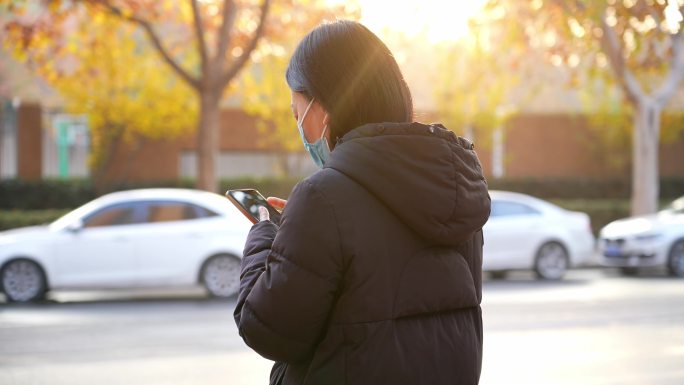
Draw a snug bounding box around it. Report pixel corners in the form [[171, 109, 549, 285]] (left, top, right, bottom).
[[500, 114, 684, 179], [10, 106, 684, 184], [16, 103, 42, 180], [101, 109, 309, 183], [503, 114, 628, 178]]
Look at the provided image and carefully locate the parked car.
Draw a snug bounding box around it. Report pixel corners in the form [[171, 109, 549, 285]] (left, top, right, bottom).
[[599, 196, 684, 277], [483, 191, 595, 280], [0, 189, 253, 302]]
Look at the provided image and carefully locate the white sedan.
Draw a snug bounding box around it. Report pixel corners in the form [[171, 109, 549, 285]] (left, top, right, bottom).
[[0, 189, 253, 302], [599, 196, 684, 276], [484, 191, 595, 280]]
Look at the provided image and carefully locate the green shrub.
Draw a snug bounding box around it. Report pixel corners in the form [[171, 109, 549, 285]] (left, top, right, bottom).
[[1, 177, 682, 211], [0, 179, 96, 210], [0, 209, 71, 231], [550, 199, 629, 235], [0, 177, 302, 210], [488, 177, 684, 200]]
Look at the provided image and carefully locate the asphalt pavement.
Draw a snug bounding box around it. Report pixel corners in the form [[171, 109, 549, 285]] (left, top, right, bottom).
[[1, 268, 683, 385]]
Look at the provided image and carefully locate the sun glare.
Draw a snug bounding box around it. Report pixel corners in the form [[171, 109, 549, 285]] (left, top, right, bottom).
[[352, 0, 488, 44]]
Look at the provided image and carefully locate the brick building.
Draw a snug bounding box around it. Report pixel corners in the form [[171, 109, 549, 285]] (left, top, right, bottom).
[[2, 102, 683, 186]]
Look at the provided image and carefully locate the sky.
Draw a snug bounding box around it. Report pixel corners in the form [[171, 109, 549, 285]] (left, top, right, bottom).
[[352, 0, 489, 44]]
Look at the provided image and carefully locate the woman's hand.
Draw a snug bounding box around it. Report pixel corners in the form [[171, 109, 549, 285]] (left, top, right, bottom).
[[267, 197, 287, 211], [258, 197, 287, 222]]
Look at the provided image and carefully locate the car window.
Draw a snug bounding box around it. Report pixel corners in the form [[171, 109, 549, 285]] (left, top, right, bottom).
[[144, 201, 217, 223], [491, 200, 541, 217], [83, 203, 141, 228], [197, 206, 219, 218]]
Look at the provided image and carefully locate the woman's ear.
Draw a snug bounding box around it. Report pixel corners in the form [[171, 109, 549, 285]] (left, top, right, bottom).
[[323, 113, 331, 126]]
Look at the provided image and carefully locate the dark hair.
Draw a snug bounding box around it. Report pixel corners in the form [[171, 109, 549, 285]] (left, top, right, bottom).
[[286, 20, 413, 145]]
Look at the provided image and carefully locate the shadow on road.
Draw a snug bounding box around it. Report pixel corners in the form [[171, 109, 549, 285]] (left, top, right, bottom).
[[482, 270, 593, 289], [0, 289, 237, 307]]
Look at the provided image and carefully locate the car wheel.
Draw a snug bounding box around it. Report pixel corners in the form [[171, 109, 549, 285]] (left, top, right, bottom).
[[1, 259, 47, 303], [534, 242, 568, 280], [667, 240, 684, 278], [201, 254, 241, 298]]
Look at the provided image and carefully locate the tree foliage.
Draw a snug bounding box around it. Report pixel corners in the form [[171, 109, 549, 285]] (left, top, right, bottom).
[[4, 0, 275, 191], [238, 1, 359, 175], [490, 0, 684, 214], [4, 5, 197, 183], [431, 6, 543, 155]]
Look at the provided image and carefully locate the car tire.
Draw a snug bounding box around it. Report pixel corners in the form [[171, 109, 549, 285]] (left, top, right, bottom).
[[201, 254, 241, 298], [667, 240, 684, 278], [1, 259, 47, 303], [534, 242, 568, 280]]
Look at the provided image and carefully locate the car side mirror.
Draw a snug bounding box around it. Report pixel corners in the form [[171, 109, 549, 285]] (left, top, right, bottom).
[[66, 219, 84, 233]]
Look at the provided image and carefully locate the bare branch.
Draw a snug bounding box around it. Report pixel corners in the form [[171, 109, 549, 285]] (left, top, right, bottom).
[[191, 0, 209, 74], [218, 0, 271, 89], [599, 10, 643, 105], [654, 30, 684, 105], [214, 0, 237, 71], [92, 0, 200, 90]]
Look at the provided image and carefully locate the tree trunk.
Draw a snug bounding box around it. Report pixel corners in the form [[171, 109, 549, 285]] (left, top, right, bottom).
[[196, 91, 220, 192], [492, 126, 505, 179], [92, 125, 124, 194], [631, 99, 661, 216]]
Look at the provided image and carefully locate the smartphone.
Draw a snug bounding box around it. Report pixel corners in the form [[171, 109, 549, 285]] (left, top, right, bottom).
[[226, 189, 282, 226]]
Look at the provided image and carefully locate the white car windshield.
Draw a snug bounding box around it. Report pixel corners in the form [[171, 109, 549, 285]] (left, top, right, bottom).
[[49, 200, 104, 231]]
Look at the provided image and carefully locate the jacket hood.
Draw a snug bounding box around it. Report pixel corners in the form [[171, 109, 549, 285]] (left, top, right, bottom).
[[325, 122, 491, 245]]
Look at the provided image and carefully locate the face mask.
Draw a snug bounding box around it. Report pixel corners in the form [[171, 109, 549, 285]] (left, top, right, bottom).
[[297, 98, 331, 168]]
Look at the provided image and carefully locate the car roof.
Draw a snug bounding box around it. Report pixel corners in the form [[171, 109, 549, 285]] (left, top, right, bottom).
[[93, 188, 233, 213], [489, 190, 564, 213], [49, 188, 238, 231]]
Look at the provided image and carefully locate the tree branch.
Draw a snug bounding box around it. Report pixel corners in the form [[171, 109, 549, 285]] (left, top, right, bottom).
[[654, 29, 684, 105], [599, 10, 643, 105], [219, 0, 271, 89], [92, 0, 200, 90], [214, 0, 237, 71], [191, 0, 209, 75]]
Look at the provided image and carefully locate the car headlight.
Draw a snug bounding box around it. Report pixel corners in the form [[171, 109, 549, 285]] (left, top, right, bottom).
[[633, 233, 663, 242]]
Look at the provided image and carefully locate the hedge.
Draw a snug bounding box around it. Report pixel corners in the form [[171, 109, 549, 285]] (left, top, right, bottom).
[[488, 177, 684, 200], [0, 199, 676, 234], [2, 177, 683, 210], [0, 209, 71, 231], [0, 200, 660, 235], [0, 176, 681, 217], [0, 179, 97, 210], [0, 177, 300, 210]]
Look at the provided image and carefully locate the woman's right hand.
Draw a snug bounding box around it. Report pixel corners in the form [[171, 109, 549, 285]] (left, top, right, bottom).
[[267, 197, 287, 212]]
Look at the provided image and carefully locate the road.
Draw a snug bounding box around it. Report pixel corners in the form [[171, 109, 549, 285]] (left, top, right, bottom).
[[1, 268, 683, 385]]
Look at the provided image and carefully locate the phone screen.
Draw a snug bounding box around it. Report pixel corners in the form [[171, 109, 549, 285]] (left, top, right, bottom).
[[226, 189, 282, 226]]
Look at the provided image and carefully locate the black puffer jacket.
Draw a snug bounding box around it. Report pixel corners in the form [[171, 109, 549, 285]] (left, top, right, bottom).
[[234, 122, 491, 385]]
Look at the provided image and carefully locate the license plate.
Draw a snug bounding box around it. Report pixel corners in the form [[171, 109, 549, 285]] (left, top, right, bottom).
[[604, 244, 622, 257]]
